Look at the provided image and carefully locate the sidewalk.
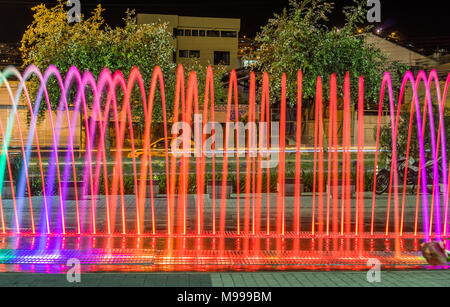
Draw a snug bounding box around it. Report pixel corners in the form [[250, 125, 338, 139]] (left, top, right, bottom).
[[0, 271, 449, 287]]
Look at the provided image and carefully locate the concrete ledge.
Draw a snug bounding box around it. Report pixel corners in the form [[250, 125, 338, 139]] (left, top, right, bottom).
[[326, 180, 356, 198], [1, 181, 29, 199], [278, 178, 304, 196], [207, 180, 232, 199]]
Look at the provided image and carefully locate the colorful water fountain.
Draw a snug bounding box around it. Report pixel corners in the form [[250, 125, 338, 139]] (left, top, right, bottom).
[[0, 64, 448, 272]]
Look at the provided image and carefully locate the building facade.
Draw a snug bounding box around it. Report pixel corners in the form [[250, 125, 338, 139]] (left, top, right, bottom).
[[137, 14, 240, 70]]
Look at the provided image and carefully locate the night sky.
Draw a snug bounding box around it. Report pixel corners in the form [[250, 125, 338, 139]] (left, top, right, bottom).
[[0, 0, 449, 50]]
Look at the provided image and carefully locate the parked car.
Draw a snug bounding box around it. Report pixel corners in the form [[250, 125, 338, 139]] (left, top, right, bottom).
[[128, 137, 195, 158]]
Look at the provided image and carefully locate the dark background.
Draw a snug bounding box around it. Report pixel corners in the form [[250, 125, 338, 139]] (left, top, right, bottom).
[[0, 0, 449, 49]]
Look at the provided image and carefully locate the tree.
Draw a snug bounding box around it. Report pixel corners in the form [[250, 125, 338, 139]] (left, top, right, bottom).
[[182, 58, 228, 105], [247, 0, 408, 113], [20, 1, 176, 131], [148, 57, 228, 142]]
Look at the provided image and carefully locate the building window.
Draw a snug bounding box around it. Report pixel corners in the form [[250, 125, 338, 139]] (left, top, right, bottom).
[[214, 51, 230, 65], [174, 28, 184, 37], [199, 30, 206, 36], [221, 31, 237, 38], [207, 30, 220, 37], [189, 50, 200, 58], [192, 30, 199, 36], [184, 29, 191, 36], [179, 50, 188, 58]]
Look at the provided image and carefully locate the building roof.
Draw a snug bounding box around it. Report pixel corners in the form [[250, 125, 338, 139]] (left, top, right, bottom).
[[363, 33, 439, 70], [137, 13, 240, 30]]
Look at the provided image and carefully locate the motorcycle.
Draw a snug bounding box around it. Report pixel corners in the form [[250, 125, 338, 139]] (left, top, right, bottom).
[[375, 155, 443, 195]]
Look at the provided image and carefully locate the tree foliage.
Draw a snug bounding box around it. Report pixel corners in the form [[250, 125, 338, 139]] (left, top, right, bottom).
[[21, 2, 176, 128], [181, 58, 228, 106], [20, 1, 226, 130], [248, 0, 408, 111]]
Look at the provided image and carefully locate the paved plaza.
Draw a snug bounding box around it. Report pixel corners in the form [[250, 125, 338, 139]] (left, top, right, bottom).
[[0, 192, 441, 233], [0, 192, 447, 288], [0, 271, 449, 287]]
